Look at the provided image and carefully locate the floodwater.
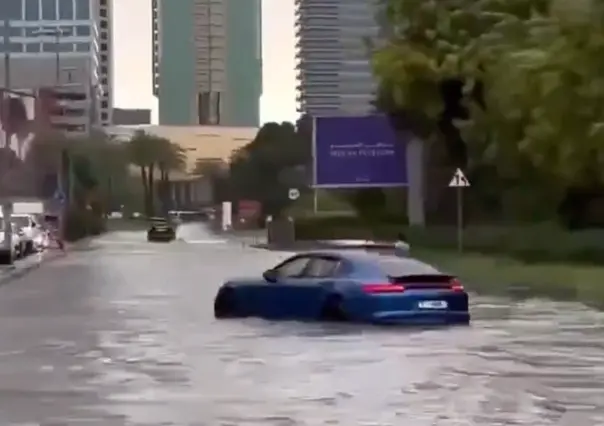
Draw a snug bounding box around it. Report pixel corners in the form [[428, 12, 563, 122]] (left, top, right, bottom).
[[0, 224, 601, 425]]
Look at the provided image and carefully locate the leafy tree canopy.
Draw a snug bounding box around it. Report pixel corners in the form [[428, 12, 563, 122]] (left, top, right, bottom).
[[373, 0, 604, 186], [227, 121, 310, 216]]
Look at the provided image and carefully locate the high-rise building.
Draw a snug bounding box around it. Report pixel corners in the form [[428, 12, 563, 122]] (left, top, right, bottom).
[[295, 0, 379, 116], [152, 0, 262, 127], [0, 0, 112, 130], [97, 0, 112, 126]]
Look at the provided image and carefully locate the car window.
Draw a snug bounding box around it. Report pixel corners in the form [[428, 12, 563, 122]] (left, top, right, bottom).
[[304, 257, 341, 278], [274, 256, 311, 278]]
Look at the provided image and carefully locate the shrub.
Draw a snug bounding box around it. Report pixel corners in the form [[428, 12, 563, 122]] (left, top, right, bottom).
[[293, 216, 604, 265], [63, 207, 106, 241]]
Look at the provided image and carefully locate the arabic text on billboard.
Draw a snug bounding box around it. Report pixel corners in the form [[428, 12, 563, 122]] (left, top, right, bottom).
[[312, 115, 407, 188]]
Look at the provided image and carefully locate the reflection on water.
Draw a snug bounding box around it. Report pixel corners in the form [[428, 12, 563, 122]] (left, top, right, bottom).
[[81, 297, 604, 425], [0, 235, 602, 425]]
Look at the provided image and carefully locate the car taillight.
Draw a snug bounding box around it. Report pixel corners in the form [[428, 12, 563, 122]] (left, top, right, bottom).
[[449, 278, 464, 291], [362, 283, 405, 293]]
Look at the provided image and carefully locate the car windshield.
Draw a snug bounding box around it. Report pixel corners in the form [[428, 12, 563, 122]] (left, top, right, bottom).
[[376, 257, 440, 277]]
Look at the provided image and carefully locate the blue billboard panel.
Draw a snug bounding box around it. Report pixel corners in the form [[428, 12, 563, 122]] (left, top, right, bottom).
[[312, 115, 408, 188]]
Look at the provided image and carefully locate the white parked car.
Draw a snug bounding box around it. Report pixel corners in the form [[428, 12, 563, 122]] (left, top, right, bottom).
[[10, 214, 44, 254]]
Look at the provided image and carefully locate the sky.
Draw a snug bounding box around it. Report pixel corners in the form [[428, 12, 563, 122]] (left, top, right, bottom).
[[112, 0, 297, 125]]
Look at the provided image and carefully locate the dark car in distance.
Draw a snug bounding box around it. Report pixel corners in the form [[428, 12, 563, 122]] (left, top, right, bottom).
[[147, 217, 176, 242]]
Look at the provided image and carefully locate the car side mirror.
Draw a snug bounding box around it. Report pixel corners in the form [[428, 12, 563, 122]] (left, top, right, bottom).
[[263, 269, 278, 283]]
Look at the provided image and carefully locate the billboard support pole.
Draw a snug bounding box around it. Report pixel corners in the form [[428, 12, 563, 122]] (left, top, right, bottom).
[[2, 18, 13, 255], [311, 116, 318, 214]]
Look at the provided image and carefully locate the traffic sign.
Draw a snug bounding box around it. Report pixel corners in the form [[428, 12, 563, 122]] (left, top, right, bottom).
[[448, 168, 470, 187], [288, 188, 300, 200]]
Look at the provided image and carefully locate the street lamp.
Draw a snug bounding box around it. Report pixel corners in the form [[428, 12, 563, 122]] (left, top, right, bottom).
[[1, 18, 14, 258]]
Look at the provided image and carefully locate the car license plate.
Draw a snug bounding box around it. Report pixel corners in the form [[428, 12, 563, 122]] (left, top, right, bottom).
[[418, 300, 448, 309]]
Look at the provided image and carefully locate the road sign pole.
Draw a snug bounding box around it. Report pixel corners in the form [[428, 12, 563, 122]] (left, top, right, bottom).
[[448, 167, 469, 253], [457, 186, 463, 252]]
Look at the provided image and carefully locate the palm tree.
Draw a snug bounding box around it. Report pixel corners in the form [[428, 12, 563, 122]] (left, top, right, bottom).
[[157, 141, 186, 213], [127, 130, 185, 216]]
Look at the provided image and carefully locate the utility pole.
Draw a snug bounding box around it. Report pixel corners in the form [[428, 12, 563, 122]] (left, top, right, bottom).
[[1, 18, 13, 259], [34, 27, 71, 233]]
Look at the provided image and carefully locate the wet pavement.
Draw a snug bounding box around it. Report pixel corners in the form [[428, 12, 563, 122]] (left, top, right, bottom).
[[0, 224, 602, 425]]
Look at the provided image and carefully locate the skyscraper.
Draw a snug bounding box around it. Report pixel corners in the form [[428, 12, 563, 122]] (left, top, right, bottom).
[[0, 0, 113, 128], [295, 0, 379, 116], [152, 0, 262, 127]]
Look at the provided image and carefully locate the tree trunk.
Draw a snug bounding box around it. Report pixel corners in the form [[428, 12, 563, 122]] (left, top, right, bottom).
[[140, 166, 151, 217], [147, 163, 156, 216]]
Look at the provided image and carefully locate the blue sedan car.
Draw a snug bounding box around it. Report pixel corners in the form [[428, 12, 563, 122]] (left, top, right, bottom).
[[214, 250, 470, 325]]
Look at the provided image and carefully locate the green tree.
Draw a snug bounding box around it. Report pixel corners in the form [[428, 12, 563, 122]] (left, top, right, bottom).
[[127, 130, 184, 216], [373, 0, 604, 225], [156, 140, 186, 213], [227, 121, 310, 216]]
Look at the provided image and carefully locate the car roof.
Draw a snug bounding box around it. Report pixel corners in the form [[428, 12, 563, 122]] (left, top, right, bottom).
[[296, 250, 442, 275]]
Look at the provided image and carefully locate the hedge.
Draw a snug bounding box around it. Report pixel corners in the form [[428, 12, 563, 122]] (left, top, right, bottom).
[[293, 216, 604, 265], [63, 208, 106, 241]]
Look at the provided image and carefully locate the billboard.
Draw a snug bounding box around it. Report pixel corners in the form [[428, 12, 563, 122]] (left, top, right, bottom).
[[0, 88, 59, 199], [312, 115, 408, 188]]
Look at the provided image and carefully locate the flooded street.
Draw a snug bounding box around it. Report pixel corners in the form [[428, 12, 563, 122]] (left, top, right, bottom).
[[0, 224, 602, 425]]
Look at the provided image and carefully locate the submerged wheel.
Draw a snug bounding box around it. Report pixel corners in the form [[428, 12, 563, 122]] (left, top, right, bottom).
[[320, 295, 347, 321], [214, 288, 236, 318]]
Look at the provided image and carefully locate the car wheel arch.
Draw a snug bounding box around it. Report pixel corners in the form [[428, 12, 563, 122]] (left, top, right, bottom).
[[319, 292, 347, 321]]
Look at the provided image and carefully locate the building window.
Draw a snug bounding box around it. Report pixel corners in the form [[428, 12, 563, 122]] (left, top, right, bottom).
[[100, 65, 107, 74], [9, 27, 23, 37], [25, 43, 41, 53], [75, 42, 89, 52], [42, 0, 58, 20], [24, 0, 39, 20], [101, 100, 108, 108], [58, 43, 72, 52], [100, 42, 107, 50], [75, 0, 90, 20], [100, 21, 108, 29], [101, 112, 108, 121], [42, 42, 57, 52], [100, 8, 107, 17], [101, 78, 108, 85], [0, 43, 23, 53], [101, 54, 107, 62], [1, 1, 22, 19], [75, 25, 90, 36], [101, 32, 107, 40], [58, 0, 74, 19], [197, 91, 221, 125]]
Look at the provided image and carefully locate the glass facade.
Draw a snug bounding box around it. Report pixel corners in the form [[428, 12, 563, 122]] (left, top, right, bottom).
[[0, 0, 91, 21], [157, 0, 262, 127], [0, 0, 94, 54]]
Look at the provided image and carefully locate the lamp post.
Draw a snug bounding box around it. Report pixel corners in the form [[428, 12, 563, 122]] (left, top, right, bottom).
[[1, 18, 13, 258], [34, 27, 73, 238]]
